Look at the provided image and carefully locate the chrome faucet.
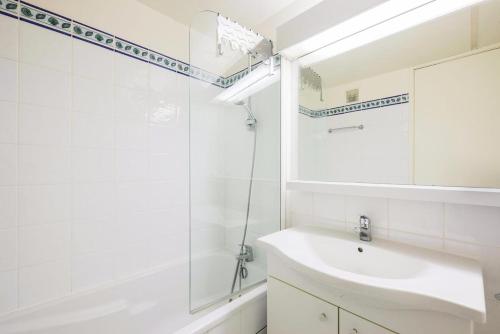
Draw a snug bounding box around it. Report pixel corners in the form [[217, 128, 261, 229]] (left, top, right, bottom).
[[357, 215, 372, 242], [237, 244, 254, 262]]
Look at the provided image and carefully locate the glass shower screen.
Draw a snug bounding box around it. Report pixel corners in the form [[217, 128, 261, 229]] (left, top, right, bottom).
[[189, 11, 281, 312]]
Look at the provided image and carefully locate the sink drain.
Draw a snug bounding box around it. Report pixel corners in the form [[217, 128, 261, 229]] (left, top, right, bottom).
[[357, 247, 363, 253]]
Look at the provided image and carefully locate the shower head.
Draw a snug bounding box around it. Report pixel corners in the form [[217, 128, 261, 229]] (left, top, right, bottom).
[[236, 101, 257, 128]]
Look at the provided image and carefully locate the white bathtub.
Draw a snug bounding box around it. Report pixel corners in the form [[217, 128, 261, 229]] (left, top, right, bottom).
[[0, 252, 267, 334]]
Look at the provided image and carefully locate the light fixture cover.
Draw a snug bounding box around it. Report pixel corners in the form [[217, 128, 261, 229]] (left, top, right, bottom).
[[214, 59, 280, 104]]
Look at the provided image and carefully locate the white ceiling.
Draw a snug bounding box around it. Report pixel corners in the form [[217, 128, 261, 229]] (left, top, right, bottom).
[[138, 0, 323, 39]]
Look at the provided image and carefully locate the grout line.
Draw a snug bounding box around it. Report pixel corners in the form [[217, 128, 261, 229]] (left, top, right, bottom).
[[15, 1, 21, 310], [68, 16, 74, 295]]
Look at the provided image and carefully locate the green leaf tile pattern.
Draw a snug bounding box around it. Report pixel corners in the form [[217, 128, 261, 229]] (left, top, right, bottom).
[[299, 94, 410, 118], [148, 50, 179, 72], [5, 1, 277, 90], [73, 22, 114, 49], [20, 3, 72, 34], [115, 37, 149, 62], [0, 0, 18, 15]]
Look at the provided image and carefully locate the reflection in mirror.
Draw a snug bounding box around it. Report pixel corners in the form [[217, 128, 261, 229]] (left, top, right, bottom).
[[296, 0, 500, 188]]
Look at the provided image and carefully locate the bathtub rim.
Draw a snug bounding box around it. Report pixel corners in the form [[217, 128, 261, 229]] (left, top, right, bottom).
[[175, 282, 267, 334]]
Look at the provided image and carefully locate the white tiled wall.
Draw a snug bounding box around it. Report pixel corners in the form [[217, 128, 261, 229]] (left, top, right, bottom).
[[0, 14, 189, 315], [287, 190, 500, 334], [297, 103, 411, 184]]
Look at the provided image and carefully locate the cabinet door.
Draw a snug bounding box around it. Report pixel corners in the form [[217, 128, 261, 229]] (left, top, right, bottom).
[[268, 277, 338, 334], [339, 309, 396, 334]]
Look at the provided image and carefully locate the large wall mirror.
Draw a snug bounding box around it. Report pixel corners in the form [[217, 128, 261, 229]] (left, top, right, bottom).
[[295, 0, 500, 188]]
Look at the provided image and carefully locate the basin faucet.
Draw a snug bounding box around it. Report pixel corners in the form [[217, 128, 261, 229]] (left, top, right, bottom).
[[357, 215, 372, 242]]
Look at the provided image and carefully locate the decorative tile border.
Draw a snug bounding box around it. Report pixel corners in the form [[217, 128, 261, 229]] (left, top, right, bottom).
[[115, 36, 150, 62], [20, 1, 72, 35], [0, 0, 18, 17], [299, 93, 409, 118], [2, 1, 278, 89], [73, 21, 114, 50]]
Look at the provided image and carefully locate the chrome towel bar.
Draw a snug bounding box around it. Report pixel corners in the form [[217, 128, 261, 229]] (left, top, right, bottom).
[[328, 124, 364, 133]]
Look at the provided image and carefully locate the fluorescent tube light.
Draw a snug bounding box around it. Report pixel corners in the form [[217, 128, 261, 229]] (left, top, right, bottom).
[[290, 0, 487, 66], [214, 59, 280, 104]]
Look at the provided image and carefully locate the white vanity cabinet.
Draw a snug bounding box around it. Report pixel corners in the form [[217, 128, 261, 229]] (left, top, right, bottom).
[[268, 277, 339, 334], [339, 309, 395, 334], [259, 227, 484, 334], [268, 277, 396, 334]]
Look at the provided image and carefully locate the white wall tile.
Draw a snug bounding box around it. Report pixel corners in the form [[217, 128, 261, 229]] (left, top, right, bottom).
[[313, 193, 345, 221], [0, 270, 17, 314], [115, 118, 148, 150], [71, 112, 113, 149], [0, 186, 17, 229], [0, 58, 17, 102], [71, 148, 114, 182], [288, 212, 314, 228], [115, 182, 149, 214], [0, 101, 17, 144], [388, 230, 444, 251], [314, 216, 346, 232], [71, 252, 114, 292], [388, 199, 444, 237], [149, 64, 177, 94], [18, 185, 70, 226], [18, 145, 70, 185], [150, 153, 178, 181], [443, 240, 481, 260], [345, 196, 388, 228], [149, 182, 181, 211], [114, 86, 148, 120], [149, 233, 188, 268], [72, 183, 114, 220], [0, 228, 17, 271], [19, 260, 70, 307], [287, 190, 313, 215], [72, 219, 114, 255], [0, 144, 17, 185], [445, 204, 500, 247], [19, 224, 70, 266], [20, 63, 71, 109], [19, 104, 70, 146], [0, 15, 18, 60], [19, 22, 71, 72], [191, 224, 225, 254], [115, 150, 148, 181], [73, 39, 113, 81], [72, 76, 113, 116], [116, 211, 153, 247], [113, 244, 151, 280], [0, 17, 197, 317], [114, 54, 148, 90], [149, 124, 183, 155]]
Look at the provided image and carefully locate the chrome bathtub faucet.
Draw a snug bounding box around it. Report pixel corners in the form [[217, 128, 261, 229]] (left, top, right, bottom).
[[356, 215, 372, 242]]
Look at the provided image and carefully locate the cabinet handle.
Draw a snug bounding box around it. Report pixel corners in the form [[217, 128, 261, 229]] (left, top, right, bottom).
[[350, 329, 358, 334], [319, 313, 327, 321]]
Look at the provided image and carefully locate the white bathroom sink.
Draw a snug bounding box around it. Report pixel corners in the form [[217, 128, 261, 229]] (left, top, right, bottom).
[[258, 226, 486, 323]]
